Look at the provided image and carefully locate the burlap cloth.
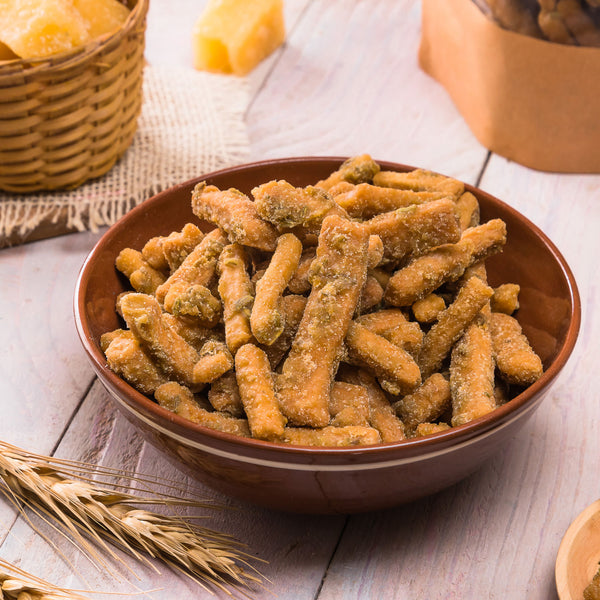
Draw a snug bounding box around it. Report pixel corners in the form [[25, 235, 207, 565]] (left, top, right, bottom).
[[0, 65, 250, 246]]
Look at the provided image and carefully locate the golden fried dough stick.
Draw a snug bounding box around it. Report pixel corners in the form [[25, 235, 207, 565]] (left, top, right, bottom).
[[342, 369, 406, 442], [154, 382, 250, 437], [450, 319, 496, 426], [358, 275, 384, 314], [412, 293, 446, 323], [329, 381, 370, 428], [277, 215, 370, 427], [250, 233, 303, 345], [414, 422, 451, 437], [192, 340, 234, 384], [365, 198, 461, 265], [373, 168, 464, 199], [252, 180, 348, 234], [345, 322, 421, 396], [161, 312, 217, 353], [367, 234, 384, 269], [418, 276, 494, 378], [208, 371, 244, 417], [115, 248, 166, 295], [119, 293, 201, 389], [315, 154, 381, 191], [490, 312, 543, 385], [491, 283, 520, 314], [485, 0, 544, 37], [334, 183, 447, 219], [356, 308, 424, 356], [327, 181, 355, 196], [235, 343, 287, 440], [287, 247, 316, 294], [281, 425, 381, 447], [102, 329, 169, 395], [538, 0, 600, 46], [191, 181, 279, 251], [169, 284, 222, 326], [455, 191, 480, 231], [217, 243, 255, 354], [393, 373, 452, 434], [384, 219, 507, 306], [584, 563, 600, 600], [142, 223, 205, 273], [155, 227, 226, 307], [260, 294, 307, 368]]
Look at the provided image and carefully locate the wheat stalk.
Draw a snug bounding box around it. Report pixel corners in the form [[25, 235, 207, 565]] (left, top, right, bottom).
[[0, 440, 264, 597], [0, 558, 92, 599]]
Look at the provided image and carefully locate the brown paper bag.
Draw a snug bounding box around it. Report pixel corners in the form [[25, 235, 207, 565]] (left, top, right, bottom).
[[419, 0, 600, 173]]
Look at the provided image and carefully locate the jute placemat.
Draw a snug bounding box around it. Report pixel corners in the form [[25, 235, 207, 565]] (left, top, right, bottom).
[[0, 65, 250, 247]]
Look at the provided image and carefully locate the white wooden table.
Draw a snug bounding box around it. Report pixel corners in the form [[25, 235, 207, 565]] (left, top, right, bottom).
[[0, 1, 598, 598]]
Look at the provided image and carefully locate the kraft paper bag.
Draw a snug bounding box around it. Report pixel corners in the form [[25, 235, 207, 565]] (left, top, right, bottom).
[[419, 0, 600, 173]]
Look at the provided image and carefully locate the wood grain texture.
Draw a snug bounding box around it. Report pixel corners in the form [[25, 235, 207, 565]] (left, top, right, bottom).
[[0, 0, 598, 599]]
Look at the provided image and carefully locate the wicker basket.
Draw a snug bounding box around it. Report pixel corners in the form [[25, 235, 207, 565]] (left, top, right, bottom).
[[0, 0, 148, 193]]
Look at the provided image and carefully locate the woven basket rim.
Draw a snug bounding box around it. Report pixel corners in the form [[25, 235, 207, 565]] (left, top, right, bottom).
[[0, 0, 149, 79]]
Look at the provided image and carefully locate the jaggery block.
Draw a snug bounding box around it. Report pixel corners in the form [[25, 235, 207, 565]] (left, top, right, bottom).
[[0, 0, 91, 59], [74, 0, 130, 38], [192, 0, 285, 75]]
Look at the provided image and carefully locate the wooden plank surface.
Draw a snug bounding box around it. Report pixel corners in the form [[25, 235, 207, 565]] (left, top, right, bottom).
[[0, 0, 598, 599]]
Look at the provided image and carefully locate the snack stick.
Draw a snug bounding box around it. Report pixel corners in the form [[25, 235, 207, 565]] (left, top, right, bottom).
[[154, 382, 250, 437], [250, 232, 303, 345], [281, 425, 381, 447], [217, 243, 255, 354], [341, 369, 406, 442], [393, 372, 451, 433], [550, 0, 600, 46], [334, 182, 447, 219], [191, 181, 279, 251], [455, 191, 480, 231], [260, 294, 307, 368], [491, 283, 520, 314], [156, 227, 227, 305], [485, 0, 544, 37], [411, 293, 446, 323], [450, 319, 496, 427], [287, 247, 316, 294], [356, 309, 423, 356], [115, 248, 166, 295], [345, 322, 421, 396], [192, 340, 234, 384], [315, 154, 381, 190], [161, 223, 205, 272], [418, 276, 494, 378], [373, 168, 465, 199], [384, 218, 506, 306], [367, 235, 384, 269], [490, 312, 543, 385], [119, 293, 202, 389], [327, 181, 355, 196], [537, 4, 575, 43], [169, 284, 222, 326], [369, 267, 391, 289], [103, 329, 169, 395], [277, 215, 370, 427], [414, 422, 451, 437], [235, 343, 287, 440], [365, 198, 461, 265], [329, 382, 370, 428], [161, 312, 218, 353], [208, 371, 245, 417], [252, 180, 348, 234], [142, 223, 205, 273], [358, 275, 384, 314]]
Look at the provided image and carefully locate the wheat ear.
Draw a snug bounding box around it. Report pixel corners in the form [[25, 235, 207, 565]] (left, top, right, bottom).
[[0, 441, 263, 596], [0, 558, 92, 599]]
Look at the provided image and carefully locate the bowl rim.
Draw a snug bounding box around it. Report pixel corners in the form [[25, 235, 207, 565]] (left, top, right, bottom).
[[74, 155, 582, 461]]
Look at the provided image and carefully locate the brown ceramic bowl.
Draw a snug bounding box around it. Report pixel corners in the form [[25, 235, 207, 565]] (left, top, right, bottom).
[[74, 157, 580, 514]]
